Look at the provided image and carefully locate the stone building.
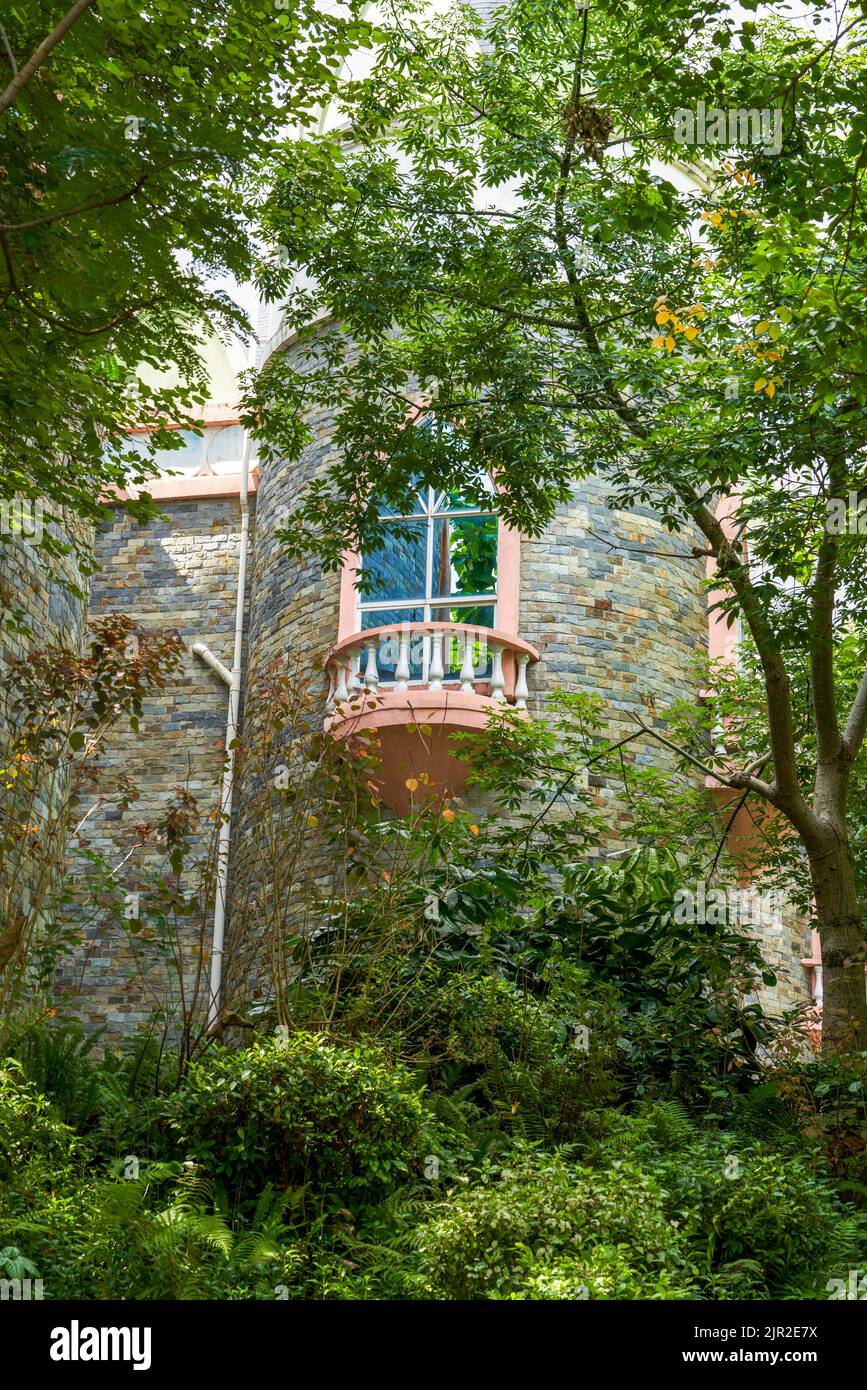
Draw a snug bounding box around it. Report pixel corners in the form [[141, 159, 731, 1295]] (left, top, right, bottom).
[[0, 298, 815, 1035]]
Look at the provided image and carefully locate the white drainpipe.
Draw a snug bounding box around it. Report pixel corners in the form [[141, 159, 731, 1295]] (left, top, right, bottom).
[[194, 431, 252, 1033]]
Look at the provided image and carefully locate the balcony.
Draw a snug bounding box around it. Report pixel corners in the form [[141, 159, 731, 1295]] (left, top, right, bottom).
[[324, 621, 539, 810]]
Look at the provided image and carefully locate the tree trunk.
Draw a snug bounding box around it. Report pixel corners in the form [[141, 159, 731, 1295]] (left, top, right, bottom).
[[809, 833, 867, 1052]]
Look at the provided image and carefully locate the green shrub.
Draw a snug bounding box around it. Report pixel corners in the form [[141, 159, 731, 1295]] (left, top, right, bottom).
[[0, 1060, 76, 1183], [494, 1245, 698, 1300], [167, 1034, 426, 1213], [662, 1135, 860, 1295], [4, 1019, 104, 1129], [381, 970, 616, 1140], [418, 1152, 695, 1300], [586, 1105, 864, 1296]]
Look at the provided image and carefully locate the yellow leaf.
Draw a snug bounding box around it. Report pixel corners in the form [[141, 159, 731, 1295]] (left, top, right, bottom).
[[755, 320, 771, 334], [653, 295, 667, 308], [652, 335, 664, 349], [405, 777, 419, 792], [768, 323, 781, 341], [684, 326, 699, 341], [765, 382, 776, 398], [754, 378, 767, 392], [664, 336, 675, 352], [710, 212, 723, 226]]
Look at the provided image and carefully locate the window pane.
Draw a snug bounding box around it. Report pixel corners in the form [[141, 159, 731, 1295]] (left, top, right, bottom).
[[360, 608, 425, 681], [432, 515, 498, 600], [362, 521, 427, 602], [360, 606, 425, 629], [431, 606, 495, 679]]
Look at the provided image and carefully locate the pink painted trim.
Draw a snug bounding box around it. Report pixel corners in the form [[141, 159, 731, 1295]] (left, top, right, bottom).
[[497, 520, 521, 636], [326, 686, 529, 810], [333, 398, 524, 642], [104, 469, 260, 505], [337, 548, 361, 643], [125, 405, 242, 434]]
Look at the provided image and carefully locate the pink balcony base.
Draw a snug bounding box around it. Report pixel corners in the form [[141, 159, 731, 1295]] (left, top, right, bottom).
[[326, 687, 521, 812]]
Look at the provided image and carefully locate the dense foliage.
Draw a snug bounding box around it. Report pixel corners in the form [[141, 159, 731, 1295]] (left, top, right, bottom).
[[3, 634, 864, 1300], [0, 0, 373, 570], [1, 999, 865, 1300]]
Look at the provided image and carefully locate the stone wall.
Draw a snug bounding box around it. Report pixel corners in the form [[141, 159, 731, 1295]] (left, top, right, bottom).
[[520, 480, 707, 848], [0, 517, 91, 1007], [0, 513, 89, 679], [55, 493, 252, 1036]]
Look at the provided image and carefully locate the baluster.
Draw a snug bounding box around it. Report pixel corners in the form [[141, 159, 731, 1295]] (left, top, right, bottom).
[[459, 629, 475, 693], [348, 649, 362, 693], [364, 638, 380, 693], [395, 628, 411, 691], [429, 630, 444, 690], [325, 665, 336, 712], [490, 643, 505, 701], [514, 652, 530, 709], [334, 659, 349, 704]]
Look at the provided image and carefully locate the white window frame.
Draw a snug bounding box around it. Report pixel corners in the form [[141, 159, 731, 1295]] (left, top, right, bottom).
[[356, 484, 499, 685]]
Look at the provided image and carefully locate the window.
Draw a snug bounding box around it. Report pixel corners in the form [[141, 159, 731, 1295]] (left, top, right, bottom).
[[357, 481, 499, 683]]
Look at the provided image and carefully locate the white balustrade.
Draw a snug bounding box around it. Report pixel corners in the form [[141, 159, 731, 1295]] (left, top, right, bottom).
[[327, 623, 537, 714]]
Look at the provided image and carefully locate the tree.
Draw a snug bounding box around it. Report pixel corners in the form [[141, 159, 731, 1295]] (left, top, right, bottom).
[[0, 0, 374, 566], [246, 0, 867, 1050]]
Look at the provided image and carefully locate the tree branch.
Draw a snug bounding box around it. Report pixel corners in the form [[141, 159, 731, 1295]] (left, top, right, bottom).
[[685, 497, 811, 827], [629, 713, 776, 799], [0, 0, 96, 116], [549, 96, 811, 830], [0, 22, 17, 74], [842, 661, 867, 761], [0, 173, 148, 232]]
